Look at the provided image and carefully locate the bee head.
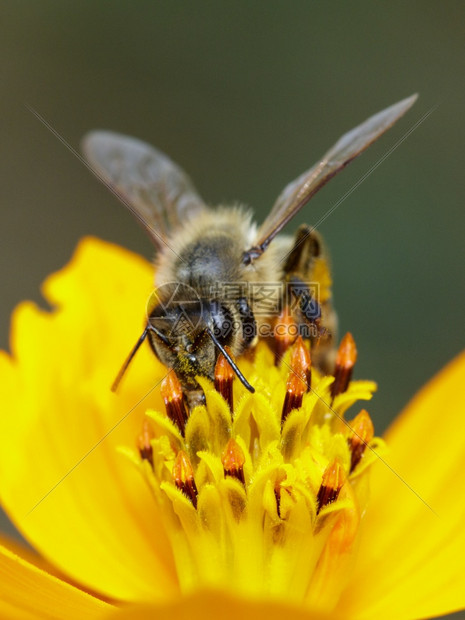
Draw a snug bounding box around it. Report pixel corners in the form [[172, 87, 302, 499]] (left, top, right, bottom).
[[112, 282, 254, 396], [147, 296, 235, 378]]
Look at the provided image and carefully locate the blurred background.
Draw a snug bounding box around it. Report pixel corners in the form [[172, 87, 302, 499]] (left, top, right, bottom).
[[0, 1, 464, 602]]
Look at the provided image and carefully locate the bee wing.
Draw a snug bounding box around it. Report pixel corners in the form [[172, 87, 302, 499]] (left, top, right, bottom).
[[81, 131, 206, 251], [248, 94, 418, 259]]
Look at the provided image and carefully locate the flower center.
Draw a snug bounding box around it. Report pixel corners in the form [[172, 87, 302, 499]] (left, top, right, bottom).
[[126, 333, 383, 611]]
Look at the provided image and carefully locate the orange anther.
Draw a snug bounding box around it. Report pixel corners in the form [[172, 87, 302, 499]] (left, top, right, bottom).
[[161, 370, 188, 434], [317, 459, 346, 514], [222, 438, 246, 484], [331, 333, 357, 398], [274, 306, 298, 364], [137, 418, 155, 466], [347, 409, 374, 472], [215, 347, 235, 411], [290, 336, 311, 392], [173, 450, 198, 507]]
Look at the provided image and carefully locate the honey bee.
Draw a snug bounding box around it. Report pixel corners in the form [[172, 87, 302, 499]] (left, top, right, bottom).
[[82, 95, 417, 409]]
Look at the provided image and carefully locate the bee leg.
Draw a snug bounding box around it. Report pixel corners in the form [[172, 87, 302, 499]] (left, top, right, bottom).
[[286, 275, 322, 337], [283, 224, 323, 333], [286, 275, 336, 373], [237, 297, 257, 347], [283, 225, 337, 374], [282, 224, 322, 275]]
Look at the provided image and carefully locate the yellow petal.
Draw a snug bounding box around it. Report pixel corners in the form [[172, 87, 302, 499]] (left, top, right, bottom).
[[0, 238, 177, 601], [103, 589, 334, 620], [338, 351, 465, 619], [0, 540, 112, 619]]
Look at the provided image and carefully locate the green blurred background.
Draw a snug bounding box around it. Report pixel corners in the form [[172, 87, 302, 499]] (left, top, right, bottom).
[[0, 1, 464, 604]]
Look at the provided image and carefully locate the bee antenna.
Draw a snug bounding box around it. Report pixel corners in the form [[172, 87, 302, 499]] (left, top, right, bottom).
[[206, 327, 255, 393], [147, 323, 171, 346], [111, 326, 149, 392]]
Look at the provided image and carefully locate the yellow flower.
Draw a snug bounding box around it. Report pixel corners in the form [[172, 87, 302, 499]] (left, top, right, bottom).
[[0, 237, 463, 620]]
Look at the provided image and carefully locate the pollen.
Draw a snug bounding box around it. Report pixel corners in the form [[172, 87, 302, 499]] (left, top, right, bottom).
[[128, 336, 381, 608]]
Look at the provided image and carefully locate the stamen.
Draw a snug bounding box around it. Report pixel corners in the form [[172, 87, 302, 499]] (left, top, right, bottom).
[[281, 374, 304, 425], [274, 473, 287, 518], [274, 486, 282, 519], [274, 306, 298, 365], [281, 337, 310, 424], [215, 347, 235, 411], [317, 460, 345, 514], [347, 409, 374, 472], [290, 336, 311, 392], [173, 450, 198, 508], [221, 438, 245, 484], [331, 332, 357, 399], [161, 370, 188, 435], [137, 418, 154, 466]]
